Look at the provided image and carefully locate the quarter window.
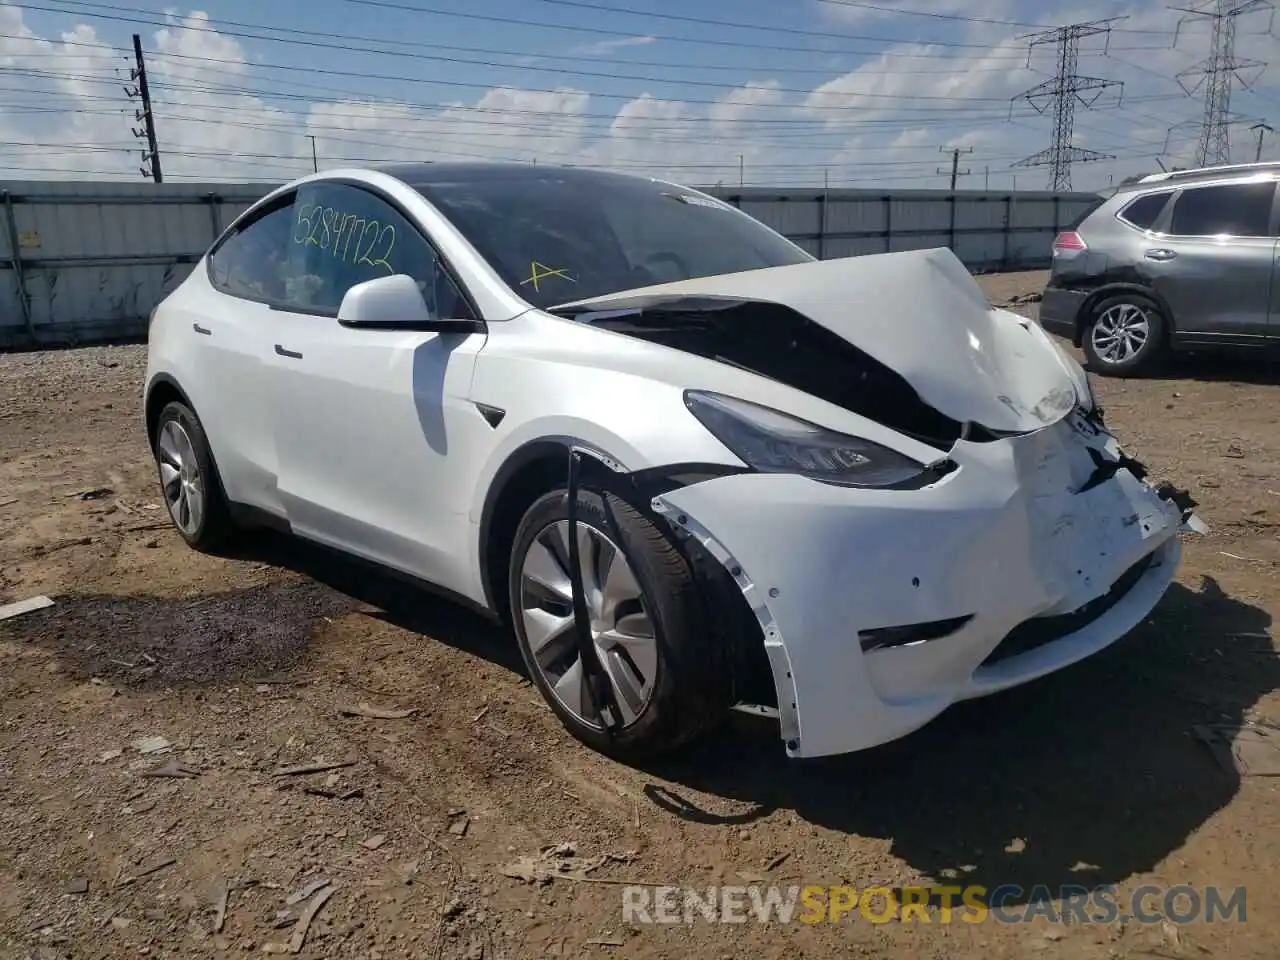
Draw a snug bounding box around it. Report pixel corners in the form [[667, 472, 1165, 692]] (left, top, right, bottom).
[[208, 196, 297, 303], [286, 181, 471, 318], [1167, 181, 1275, 238], [1118, 191, 1171, 230]]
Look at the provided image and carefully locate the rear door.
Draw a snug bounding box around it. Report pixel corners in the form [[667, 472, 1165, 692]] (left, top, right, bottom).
[[1146, 178, 1277, 341], [194, 192, 296, 517]]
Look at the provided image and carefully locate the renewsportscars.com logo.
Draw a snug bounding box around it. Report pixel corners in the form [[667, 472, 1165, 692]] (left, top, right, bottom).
[[621, 884, 1248, 926]]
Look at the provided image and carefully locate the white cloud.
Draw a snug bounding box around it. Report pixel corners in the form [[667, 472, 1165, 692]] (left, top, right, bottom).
[[0, 2, 1274, 190], [571, 35, 658, 57]]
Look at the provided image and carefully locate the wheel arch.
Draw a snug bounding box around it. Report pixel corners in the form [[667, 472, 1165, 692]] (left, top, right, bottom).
[[477, 437, 628, 621], [144, 372, 194, 446], [476, 434, 774, 711], [1074, 283, 1176, 347]]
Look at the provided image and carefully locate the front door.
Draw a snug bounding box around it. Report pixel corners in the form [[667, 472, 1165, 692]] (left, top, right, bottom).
[[265, 179, 488, 594]]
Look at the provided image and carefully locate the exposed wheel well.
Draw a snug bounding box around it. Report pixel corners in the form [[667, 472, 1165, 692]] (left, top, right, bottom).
[[144, 378, 189, 447], [478, 442, 776, 708]]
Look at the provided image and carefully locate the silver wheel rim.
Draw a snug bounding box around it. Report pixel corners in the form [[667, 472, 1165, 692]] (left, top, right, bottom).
[[156, 419, 204, 537], [1091, 302, 1151, 365], [519, 519, 658, 730]]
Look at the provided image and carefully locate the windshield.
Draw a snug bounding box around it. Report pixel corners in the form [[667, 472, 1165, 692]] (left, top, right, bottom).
[[413, 172, 813, 309]]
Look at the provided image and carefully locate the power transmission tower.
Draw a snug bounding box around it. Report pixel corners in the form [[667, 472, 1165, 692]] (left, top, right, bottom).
[[123, 33, 162, 182], [937, 146, 973, 189], [1010, 18, 1125, 191], [1252, 121, 1275, 160], [1171, 0, 1274, 167]]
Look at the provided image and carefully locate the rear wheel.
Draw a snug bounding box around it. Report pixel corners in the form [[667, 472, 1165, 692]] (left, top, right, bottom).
[[1082, 293, 1167, 377], [152, 400, 235, 551], [508, 487, 730, 758]]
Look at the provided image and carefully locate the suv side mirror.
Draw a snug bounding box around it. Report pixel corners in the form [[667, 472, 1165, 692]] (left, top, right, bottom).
[[337, 274, 481, 332]]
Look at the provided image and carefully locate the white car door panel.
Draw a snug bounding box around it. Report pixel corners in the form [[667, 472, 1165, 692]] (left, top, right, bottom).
[[192, 298, 281, 513], [191, 196, 304, 517], [264, 179, 491, 595], [267, 315, 488, 592]]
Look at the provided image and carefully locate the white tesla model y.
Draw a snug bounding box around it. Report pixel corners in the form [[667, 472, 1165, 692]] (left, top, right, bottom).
[[144, 163, 1203, 760]]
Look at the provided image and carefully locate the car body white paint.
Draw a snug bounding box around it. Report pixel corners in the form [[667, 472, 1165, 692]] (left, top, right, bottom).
[[146, 165, 1200, 759]]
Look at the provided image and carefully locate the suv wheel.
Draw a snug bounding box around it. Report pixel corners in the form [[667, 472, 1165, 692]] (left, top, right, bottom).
[[1082, 293, 1166, 377]]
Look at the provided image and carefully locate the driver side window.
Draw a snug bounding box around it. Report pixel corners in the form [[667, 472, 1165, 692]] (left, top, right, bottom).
[[286, 182, 472, 318]]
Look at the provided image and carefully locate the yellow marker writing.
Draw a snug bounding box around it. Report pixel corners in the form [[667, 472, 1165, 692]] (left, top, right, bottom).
[[520, 261, 575, 293]]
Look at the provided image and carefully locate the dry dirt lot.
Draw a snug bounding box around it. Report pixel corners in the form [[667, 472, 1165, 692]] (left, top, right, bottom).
[[2, 270, 1279, 960]]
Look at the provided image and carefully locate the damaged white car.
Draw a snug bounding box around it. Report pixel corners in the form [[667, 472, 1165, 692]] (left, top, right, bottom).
[[144, 163, 1204, 760]]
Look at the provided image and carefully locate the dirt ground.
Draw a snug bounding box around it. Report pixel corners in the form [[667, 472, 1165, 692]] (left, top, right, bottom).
[[2, 270, 1279, 960]]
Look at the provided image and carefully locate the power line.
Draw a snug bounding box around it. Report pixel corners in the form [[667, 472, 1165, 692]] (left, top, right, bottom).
[[813, 0, 1178, 33], [0, 14, 1043, 109], [1171, 0, 1274, 166], [1012, 18, 1126, 189], [489, 0, 1011, 49], [30, 0, 1058, 63]]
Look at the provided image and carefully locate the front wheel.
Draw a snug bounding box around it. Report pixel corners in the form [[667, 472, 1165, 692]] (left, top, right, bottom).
[[508, 487, 731, 758], [1082, 294, 1167, 377]]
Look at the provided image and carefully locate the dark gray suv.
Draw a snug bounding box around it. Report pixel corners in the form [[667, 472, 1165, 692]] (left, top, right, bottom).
[[1038, 161, 1280, 376]]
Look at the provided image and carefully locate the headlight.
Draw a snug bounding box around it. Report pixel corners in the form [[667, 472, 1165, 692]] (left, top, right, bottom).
[[684, 390, 929, 488]]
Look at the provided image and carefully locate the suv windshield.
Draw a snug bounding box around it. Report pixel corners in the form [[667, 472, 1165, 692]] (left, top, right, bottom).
[[413, 172, 813, 309]]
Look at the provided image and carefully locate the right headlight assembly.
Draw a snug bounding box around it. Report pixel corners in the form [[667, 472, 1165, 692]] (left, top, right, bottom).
[[684, 390, 931, 488]]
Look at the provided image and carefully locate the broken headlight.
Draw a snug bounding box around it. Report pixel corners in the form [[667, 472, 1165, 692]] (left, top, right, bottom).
[[684, 390, 928, 488]]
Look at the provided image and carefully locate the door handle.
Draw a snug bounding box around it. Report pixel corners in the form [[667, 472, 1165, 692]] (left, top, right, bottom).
[[1144, 248, 1177, 261], [274, 344, 303, 359], [192, 323, 212, 335]]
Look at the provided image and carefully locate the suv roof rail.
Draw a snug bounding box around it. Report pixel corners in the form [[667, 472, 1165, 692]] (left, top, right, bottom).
[[1138, 160, 1280, 183]]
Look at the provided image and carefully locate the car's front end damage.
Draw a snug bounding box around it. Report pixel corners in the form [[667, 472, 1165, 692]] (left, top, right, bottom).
[[549, 247, 1205, 759]]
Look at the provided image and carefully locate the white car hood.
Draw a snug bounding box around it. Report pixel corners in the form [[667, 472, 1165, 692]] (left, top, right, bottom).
[[556, 247, 1082, 435]]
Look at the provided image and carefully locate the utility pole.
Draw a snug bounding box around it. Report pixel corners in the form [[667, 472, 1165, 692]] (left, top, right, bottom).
[[937, 146, 973, 190], [738, 154, 744, 188], [1171, 0, 1272, 167], [1252, 121, 1274, 160], [307, 135, 318, 173], [1010, 18, 1125, 191], [124, 33, 162, 182]]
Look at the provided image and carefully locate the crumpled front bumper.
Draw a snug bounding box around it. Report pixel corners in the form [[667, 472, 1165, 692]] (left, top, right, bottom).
[[651, 409, 1196, 759]]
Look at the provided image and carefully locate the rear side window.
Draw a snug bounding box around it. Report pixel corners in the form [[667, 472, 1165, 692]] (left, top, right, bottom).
[[1167, 181, 1275, 238], [209, 197, 296, 303], [1118, 191, 1171, 230]]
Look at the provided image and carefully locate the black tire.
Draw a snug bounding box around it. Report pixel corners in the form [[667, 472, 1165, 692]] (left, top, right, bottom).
[[508, 487, 731, 759], [1081, 293, 1167, 377], [152, 400, 235, 551]]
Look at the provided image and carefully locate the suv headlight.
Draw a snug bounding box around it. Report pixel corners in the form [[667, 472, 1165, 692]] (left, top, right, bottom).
[[684, 390, 929, 488]]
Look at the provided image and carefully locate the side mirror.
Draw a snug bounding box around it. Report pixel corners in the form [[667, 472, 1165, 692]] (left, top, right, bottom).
[[336, 274, 481, 332]]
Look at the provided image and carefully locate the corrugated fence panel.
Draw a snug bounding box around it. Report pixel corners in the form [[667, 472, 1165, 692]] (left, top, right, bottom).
[[2, 180, 1101, 347], [1, 181, 269, 346]]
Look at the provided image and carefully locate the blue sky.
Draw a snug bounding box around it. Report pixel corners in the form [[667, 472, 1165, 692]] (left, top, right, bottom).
[[0, 0, 1276, 188]]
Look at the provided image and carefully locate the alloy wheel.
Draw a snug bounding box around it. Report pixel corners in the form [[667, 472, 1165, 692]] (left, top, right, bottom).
[[519, 518, 658, 730], [1091, 302, 1151, 365], [156, 419, 204, 537]]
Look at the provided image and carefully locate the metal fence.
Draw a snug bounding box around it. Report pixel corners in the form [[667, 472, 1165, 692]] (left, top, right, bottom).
[[1, 179, 1100, 348]]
